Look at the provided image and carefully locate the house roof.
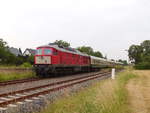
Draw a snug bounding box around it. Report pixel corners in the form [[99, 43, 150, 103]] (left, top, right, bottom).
[[24, 48, 36, 55], [8, 47, 22, 56]]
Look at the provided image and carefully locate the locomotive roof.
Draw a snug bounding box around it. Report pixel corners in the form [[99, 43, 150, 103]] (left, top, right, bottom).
[[37, 44, 89, 57]]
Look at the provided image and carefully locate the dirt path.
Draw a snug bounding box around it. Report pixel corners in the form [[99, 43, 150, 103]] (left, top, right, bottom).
[[126, 70, 150, 113]]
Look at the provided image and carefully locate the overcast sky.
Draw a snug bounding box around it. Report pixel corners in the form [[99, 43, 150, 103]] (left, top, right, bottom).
[[0, 0, 150, 60]]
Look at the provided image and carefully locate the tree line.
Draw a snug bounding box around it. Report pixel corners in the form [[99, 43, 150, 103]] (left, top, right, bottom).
[[54, 40, 103, 58], [0, 38, 34, 66], [128, 40, 150, 69]]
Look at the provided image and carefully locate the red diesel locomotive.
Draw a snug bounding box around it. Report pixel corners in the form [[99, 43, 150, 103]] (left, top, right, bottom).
[[34, 43, 91, 77]]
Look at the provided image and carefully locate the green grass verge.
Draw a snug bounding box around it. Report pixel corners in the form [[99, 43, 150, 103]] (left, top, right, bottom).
[[0, 63, 33, 68], [0, 71, 36, 81], [40, 69, 136, 113]]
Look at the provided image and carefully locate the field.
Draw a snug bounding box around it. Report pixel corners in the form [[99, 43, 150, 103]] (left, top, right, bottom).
[[39, 68, 137, 113]]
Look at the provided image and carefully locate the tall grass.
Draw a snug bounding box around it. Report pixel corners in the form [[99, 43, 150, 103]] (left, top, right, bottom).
[[40, 69, 136, 113], [0, 71, 36, 81]]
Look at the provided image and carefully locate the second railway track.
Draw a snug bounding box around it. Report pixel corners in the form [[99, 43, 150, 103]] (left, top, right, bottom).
[[0, 78, 41, 86], [0, 70, 109, 87], [0, 71, 112, 107]]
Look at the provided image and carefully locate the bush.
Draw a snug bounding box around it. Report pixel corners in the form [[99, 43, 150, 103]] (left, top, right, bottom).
[[134, 62, 150, 70], [20, 62, 32, 68]]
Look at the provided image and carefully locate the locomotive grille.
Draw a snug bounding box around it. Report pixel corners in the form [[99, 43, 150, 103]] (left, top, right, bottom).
[[35, 56, 51, 64]]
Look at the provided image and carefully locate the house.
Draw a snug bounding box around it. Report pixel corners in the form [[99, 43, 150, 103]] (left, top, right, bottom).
[[8, 47, 22, 56], [23, 48, 36, 56]]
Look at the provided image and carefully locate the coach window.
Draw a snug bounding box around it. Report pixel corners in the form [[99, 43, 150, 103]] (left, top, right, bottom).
[[44, 49, 52, 55]]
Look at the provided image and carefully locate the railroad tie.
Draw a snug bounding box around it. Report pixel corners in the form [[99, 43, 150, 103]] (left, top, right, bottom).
[[7, 96, 17, 99], [7, 104, 17, 107], [0, 98, 11, 101], [15, 94, 27, 97]]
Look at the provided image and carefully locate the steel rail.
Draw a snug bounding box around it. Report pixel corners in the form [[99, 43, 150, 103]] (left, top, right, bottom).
[[0, 70, 110, 86], [0, 78, 41, 86]]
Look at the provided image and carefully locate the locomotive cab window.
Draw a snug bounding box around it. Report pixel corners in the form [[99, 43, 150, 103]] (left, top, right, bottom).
[[36, 49, 42, 55], [44, 49, 52, 55]]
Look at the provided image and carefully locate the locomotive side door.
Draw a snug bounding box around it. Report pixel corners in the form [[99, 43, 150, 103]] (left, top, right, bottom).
[[52, 49, 60, 64]]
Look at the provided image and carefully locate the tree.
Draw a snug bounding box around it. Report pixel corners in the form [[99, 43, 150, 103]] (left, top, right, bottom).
[[77, 46, 103, 58], [0, 38, 19, 65], [53, 40, 70, 47], [128, 45, 143, 64], [92, 51, 103, 58], [77, 46, 94, 55], [141, 40, 150, 56], [0, 38, 10, 64], [0, 38, 8, 48], [128, 40, 150, 69], [27, 55, 34, 65], [111, 59, 115, 61], [118, 59, 128, 65]]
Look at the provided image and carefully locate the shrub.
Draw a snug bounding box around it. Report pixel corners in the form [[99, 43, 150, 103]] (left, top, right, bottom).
[[134, 62, 150, 70], [21, 62, 32, 68]]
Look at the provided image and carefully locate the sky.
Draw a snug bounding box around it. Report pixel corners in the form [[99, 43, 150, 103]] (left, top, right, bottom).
[[0, 0, 150, 61]]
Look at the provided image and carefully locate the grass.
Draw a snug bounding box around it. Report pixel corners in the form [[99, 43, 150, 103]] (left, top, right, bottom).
[[0, 64, 33, 68], [39, 69, 136, 113], [0, 71, 36, 81], [126, 70, 150, 113], [0, 64, 35, 81]]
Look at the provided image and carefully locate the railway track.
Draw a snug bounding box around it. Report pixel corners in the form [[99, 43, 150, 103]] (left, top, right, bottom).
[[0, 71, 111, 107], [0, 78, 41, 86], [0, 70, 110, 86]]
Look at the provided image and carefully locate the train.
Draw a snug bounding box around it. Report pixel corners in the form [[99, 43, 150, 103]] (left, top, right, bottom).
[[34, 43, 123, 77]]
